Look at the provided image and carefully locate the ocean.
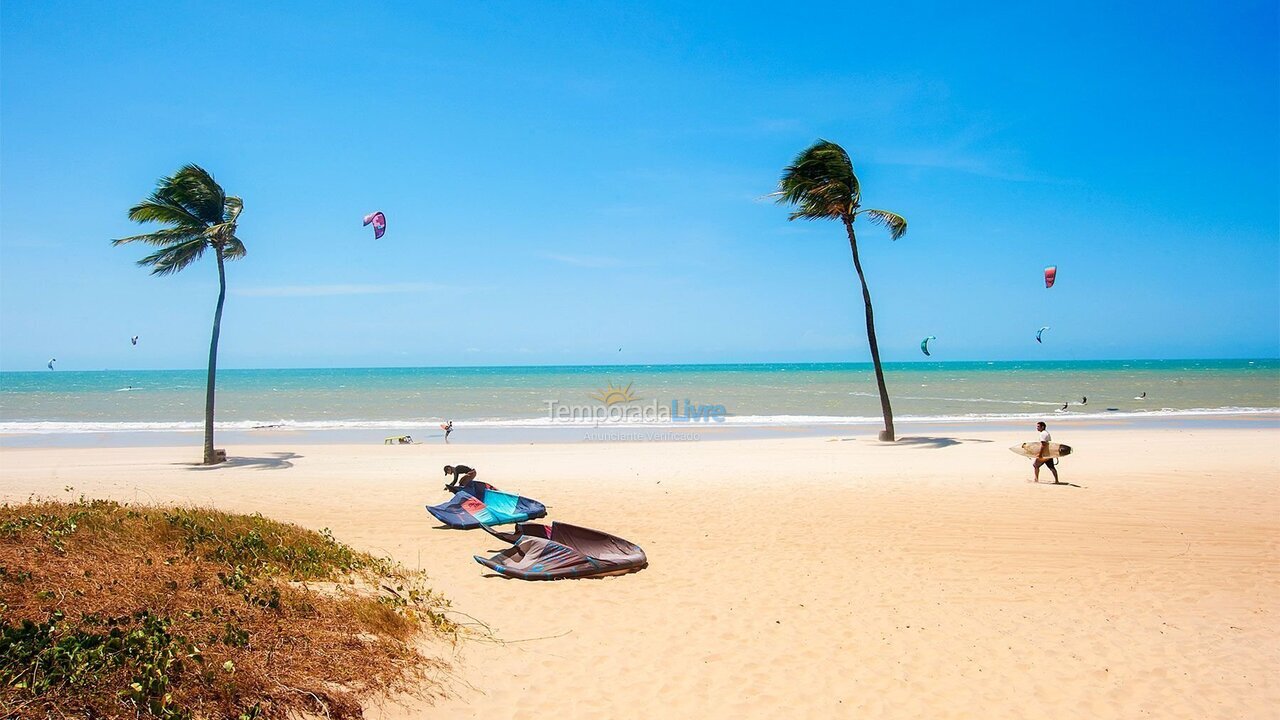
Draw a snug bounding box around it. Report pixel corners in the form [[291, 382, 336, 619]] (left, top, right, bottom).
[[1, 361, 1276, 443]]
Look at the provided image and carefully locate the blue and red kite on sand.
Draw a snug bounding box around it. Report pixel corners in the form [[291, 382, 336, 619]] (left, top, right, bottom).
[[426, 481, 546, 529]]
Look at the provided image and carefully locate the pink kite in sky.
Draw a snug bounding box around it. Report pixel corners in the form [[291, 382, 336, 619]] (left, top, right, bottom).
[[1044, 265, 1057, 288], [363, 211, 387, 239]]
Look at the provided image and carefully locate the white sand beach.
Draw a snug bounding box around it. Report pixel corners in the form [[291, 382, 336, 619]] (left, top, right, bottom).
[[1, 425, 1277, 719]]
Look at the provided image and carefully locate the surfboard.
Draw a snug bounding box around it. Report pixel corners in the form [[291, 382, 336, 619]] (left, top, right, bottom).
[[1010, 441, 1073, 459]]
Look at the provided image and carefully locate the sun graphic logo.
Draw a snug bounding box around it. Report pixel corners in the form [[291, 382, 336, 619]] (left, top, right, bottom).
[[590, 381, 639, 406]]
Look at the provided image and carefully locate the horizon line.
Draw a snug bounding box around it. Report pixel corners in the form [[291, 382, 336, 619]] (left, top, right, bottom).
[[3, 357, 1277, 374]]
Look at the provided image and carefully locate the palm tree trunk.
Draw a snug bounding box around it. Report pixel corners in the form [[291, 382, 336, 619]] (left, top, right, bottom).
[[843, 217, 895, 441], [203, 249, 227, 464]]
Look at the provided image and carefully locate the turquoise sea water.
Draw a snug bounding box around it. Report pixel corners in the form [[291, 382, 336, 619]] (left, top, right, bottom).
[[0, 360, 1276, 437]]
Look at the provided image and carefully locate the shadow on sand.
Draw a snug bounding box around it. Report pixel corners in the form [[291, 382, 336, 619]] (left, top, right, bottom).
[[477, 570, 634, 582], [894, 436, 995, 449], [1033, 480, 1085, 488], [182, 452, 301, 471]]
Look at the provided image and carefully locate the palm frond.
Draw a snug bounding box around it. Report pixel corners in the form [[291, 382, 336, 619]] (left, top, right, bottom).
[[128, 165, 226, 229], [112, 226, 207, 247], [136, 238, 208, 276], [774, 139, 861, 221], [221, 236, 247, 259], [167, 165, 227, 225], [223, 196, 243, 224], [127, 198, 207, 230], [858, 209, 908, 240]]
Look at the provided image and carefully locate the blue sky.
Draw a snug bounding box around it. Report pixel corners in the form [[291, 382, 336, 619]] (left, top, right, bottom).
[[1, 1, 1276, 370]]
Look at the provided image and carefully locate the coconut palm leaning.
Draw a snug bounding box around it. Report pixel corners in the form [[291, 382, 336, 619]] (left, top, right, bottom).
[[113, 165, 244, 464], [774, 140, 907, 441]]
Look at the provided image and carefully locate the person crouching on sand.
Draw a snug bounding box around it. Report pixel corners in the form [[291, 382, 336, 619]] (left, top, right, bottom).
[[443, 464, 476, 492], [1032, 421, 1060, 484]]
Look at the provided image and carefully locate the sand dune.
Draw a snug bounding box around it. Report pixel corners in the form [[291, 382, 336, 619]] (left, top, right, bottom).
[[1, 425, 1276, 718]]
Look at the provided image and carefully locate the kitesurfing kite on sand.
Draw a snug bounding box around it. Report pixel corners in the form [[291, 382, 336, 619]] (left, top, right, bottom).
[[362, 211, 387, 239]]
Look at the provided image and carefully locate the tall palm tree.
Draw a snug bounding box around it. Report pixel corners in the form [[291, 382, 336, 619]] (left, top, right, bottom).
[[774, 140, 907, 441], [113, 165, 245, 464]]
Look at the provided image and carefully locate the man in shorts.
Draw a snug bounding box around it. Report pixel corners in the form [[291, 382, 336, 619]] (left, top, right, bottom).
[[1032, 421, 1060, 484], [443, 464, 477, 492]]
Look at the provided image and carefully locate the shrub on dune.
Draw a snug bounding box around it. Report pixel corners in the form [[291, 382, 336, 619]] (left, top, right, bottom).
[[0, 500, 456, 719]]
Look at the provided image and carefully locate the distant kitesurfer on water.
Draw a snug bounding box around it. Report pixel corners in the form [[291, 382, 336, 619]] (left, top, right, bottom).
[[1060, 402, 1068, 411], [1081, 396, 1087, 404], [443, 464, 476, 492], [1031, 421, 1061, 484], [1136, 392, 1146, 399]]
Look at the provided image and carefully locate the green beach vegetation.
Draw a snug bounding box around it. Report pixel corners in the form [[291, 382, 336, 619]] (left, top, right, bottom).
[[112, 165, 244, 465], [775, 140, 908, 441], [0, 499, 457, 719]]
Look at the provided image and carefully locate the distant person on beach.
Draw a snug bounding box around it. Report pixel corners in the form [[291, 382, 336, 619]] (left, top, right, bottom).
[[1031, 421, 1060, 484], [443, 420, 453, 444], [443, 464, 476, 492]]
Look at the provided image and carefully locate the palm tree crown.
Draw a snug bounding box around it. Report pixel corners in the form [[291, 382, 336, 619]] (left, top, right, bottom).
[[113, 164, 244, 273], [776, 140, 907, 238]]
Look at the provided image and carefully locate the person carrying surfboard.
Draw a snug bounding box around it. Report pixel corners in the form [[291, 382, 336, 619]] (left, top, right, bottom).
[[1032, 421, 1061, 484]]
